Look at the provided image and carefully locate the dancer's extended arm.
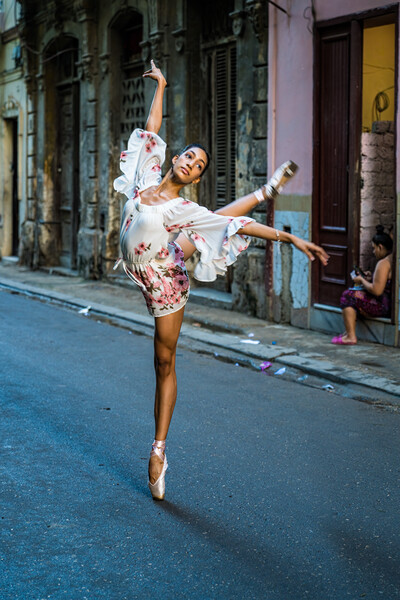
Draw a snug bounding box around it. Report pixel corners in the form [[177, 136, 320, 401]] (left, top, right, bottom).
[[143, 59, 167, 134], [238, 221, 329, 265]]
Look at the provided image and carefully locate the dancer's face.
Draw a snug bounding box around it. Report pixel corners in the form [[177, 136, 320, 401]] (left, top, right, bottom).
[[172, 147, 208, 184]]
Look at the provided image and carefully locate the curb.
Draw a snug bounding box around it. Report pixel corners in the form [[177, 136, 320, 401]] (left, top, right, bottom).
[[1, 277, 400, 402]]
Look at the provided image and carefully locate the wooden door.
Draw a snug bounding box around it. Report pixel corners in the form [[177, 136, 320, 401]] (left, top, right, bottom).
[[57, 83, 80, 270], [313, 22, 362, 306], [11, 119, 19, 256]]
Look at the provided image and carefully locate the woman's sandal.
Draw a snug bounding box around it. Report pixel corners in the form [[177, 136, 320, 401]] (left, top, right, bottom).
[[148, 439, 168, 501], [331, 335, 357, 346]]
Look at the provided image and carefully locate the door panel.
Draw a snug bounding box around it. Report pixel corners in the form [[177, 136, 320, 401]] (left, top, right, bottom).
[[11, 119, 19, 256], [313, 23, 362, 306], [57, 83, 80, 269]]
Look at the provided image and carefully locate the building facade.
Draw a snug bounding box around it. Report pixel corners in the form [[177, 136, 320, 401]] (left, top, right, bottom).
[[9, 0, 269, 312], [1, 0, 399, 345]]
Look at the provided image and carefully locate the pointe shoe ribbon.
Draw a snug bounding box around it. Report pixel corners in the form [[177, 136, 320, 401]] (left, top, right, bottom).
[[263, 160, 299, 200], [148, 439, 168, 501]]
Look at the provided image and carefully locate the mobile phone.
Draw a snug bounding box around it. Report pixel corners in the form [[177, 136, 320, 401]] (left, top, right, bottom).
[[353, 265, 366, 277]]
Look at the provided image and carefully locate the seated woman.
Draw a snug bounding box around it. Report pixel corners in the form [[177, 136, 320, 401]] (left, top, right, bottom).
[[331, 225, 393, 345]]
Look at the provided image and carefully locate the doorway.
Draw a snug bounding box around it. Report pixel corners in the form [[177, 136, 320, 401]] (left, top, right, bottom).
[[56, 82, 80, 269], [2, 118, 19, 257], [11, 118, 19, 255], [313, 10, 397, 316], [44, 36, 80, 270]]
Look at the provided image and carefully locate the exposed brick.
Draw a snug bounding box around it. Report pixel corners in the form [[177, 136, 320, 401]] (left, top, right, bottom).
[[27, 156, 35, 178], [86, 152, 97, 178], [27, 134, 35, 157], [252, 103, 267, 138], [28, 114, 36, 135], [362, 158, 382, 173], [84, 127, 97, 153], [27, 177, 35, 199], [361, 144, 379, 160], [377, 145, 394, 160], [253, 139, 267, 176], [254, 66, 268, 102], [383, 133, 394, 148]]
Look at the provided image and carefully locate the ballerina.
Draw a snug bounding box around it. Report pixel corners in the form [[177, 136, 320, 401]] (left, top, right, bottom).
[[114, 60, 329, 500]]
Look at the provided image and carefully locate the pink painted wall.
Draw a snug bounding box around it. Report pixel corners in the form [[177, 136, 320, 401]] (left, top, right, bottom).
[[268, 0, 400, 193]]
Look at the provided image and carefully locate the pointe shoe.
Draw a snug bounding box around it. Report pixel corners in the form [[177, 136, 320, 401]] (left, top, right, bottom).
[[148, 439, 168, 501], [264, 160, 299, 200]]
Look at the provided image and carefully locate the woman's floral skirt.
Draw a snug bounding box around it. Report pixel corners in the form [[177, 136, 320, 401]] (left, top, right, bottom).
[[123, 242, 189, 317], [340, 288, 390, 318]]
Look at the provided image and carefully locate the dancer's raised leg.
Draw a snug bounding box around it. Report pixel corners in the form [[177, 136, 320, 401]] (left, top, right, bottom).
[[149, 306, 185, 494], [179, 160, 298, 260], [216, 160, 298, 217]]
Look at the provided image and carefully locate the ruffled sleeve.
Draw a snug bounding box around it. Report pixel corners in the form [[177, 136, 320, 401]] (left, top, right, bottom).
[[113, 129, 166, 198], [163, 199, 254, 282]]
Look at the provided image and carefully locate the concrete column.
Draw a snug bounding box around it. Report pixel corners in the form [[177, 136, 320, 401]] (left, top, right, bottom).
[[76, 5, 102, 279]]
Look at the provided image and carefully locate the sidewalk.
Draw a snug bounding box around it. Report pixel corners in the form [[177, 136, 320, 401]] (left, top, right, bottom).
[[1, 260, 399, 406]]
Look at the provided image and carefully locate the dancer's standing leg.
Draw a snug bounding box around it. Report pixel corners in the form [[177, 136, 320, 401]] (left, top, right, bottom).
[[149, 306, 185, 486]]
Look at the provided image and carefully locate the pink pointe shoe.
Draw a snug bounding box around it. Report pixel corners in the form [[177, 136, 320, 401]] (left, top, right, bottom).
[[264, 161, 299, 200], [148, 439, 168, 501], [331, 335, 357, 346]]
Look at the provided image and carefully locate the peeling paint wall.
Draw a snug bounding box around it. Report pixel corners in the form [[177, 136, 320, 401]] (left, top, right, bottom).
[[272, 210, 310, 328]]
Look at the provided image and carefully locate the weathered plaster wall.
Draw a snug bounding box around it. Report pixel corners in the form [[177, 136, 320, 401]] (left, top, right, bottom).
[[272, 206, 310, 328], [360, 122, 395, 272]]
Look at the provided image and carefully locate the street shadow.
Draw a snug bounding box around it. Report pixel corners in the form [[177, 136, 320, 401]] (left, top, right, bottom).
[[158, 500, 329, 598], [326, 521, 400, 594]]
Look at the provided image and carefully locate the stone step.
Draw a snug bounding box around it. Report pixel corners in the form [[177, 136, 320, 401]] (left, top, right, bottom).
[[189, 287, 233, 310]]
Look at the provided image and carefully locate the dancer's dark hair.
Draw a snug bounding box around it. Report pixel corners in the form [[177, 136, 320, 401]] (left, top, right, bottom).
[[372, 225, 393, 252]]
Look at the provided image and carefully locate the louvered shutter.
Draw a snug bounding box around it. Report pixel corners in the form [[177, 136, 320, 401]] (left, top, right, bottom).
[[213, 43, 237, 208]]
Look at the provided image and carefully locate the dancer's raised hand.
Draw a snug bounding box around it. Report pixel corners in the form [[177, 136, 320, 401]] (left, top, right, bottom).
[[143, 59, 167, 87], [292, 236, 329, 265], [143, 60, 167, 133]]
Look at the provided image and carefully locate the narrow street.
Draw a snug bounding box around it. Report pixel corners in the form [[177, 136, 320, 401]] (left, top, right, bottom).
[[1, 290, 399, 600]]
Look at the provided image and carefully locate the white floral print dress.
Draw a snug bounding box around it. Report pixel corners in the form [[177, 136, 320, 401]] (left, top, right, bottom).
[[114, 129, 254, 317]]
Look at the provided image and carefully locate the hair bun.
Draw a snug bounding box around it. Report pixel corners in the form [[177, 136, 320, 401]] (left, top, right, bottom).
[[375, 224, 385, 235]]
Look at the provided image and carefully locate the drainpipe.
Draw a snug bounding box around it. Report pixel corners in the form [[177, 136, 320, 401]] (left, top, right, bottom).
[[271, 5, 277, 175], [265, 5, 278, 315]]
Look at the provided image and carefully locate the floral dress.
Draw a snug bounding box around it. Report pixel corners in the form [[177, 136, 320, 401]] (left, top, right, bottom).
[[113, 129, 254, 317]]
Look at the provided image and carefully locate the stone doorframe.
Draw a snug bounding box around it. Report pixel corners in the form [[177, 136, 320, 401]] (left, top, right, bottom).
[[1, 98, 23, 258]]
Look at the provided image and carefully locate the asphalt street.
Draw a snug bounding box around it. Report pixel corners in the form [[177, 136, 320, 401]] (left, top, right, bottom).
[[1, 289, 399, 600]]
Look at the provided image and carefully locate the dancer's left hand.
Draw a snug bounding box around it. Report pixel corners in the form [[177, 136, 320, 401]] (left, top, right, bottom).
[[143, 59, 167, 86], [292, 237, 329, 265]]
